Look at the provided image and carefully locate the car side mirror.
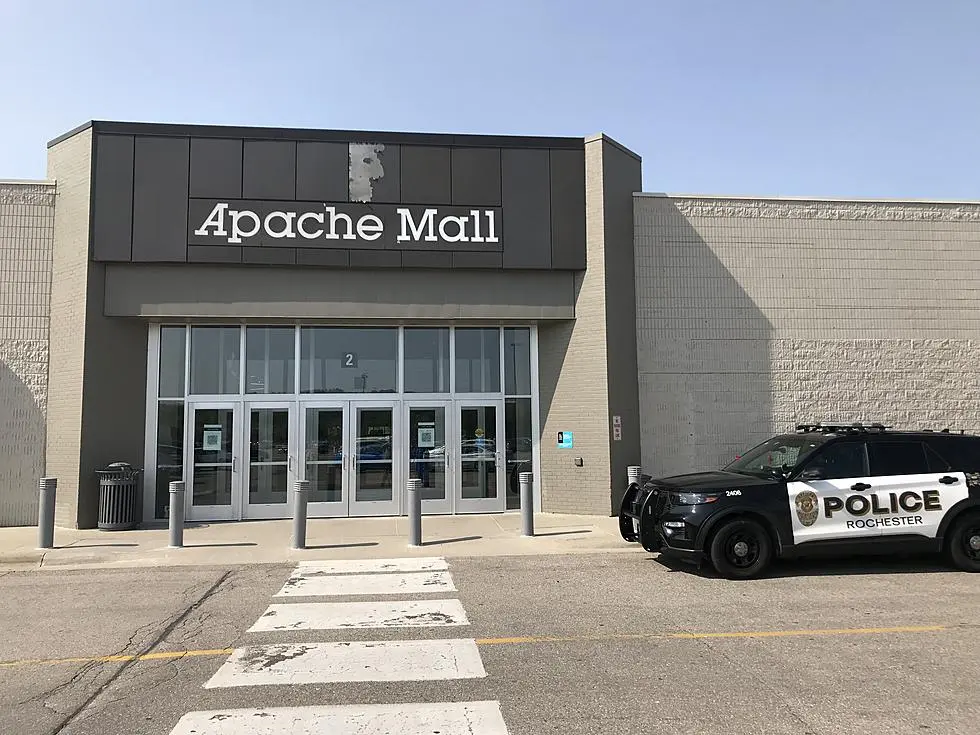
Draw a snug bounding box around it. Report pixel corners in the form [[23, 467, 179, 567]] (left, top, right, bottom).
[[799, 467, 826, 481]]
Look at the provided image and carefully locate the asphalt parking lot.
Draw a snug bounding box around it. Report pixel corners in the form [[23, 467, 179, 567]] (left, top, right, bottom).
[[1, 550, 977, 734]]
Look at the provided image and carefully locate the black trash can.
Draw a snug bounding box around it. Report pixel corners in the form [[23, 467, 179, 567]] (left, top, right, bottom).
[[96, 462, 142, 531]]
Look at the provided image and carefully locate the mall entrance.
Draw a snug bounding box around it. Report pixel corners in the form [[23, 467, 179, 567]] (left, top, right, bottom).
[[146, 325, 537, 522]]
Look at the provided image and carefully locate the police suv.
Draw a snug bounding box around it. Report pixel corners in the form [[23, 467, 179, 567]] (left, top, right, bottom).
[[619, 423, 980, 579]]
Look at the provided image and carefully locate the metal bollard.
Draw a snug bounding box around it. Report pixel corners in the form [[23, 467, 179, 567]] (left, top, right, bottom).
[[168, 481, 185, 548], [407, 478, 422, 547], [292, 480, 310, 550], [37, 477, 57, 550], [627, 465, 642, 486], [519, 472, 534, 537]]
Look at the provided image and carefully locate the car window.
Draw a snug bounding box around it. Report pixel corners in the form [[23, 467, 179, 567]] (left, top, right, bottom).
[[724, 435, 827, 478], [868, 442, 929, 476], [926, 436, 980, 472], [924, 445, 951, 472], [801, 441, 867, 480]]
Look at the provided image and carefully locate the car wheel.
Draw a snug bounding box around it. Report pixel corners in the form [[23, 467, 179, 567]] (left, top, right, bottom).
[[708, 518, 773, 580], [947, 511, 980, 572]]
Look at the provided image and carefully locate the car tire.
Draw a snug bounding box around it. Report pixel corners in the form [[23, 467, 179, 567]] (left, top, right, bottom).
[[708, 518, 773, 580], [947, 511, 980, 572]]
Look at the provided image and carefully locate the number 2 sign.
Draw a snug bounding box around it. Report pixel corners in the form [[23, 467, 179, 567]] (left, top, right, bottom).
[[342, 352, 358, 368]]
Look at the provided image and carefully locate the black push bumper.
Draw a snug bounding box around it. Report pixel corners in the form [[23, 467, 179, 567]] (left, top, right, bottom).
[[619, 484, 665, 553], [619, 484, 705, 564]]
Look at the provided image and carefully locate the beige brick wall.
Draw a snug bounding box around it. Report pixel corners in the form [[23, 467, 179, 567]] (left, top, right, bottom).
[[45, 129, 93, 528], [635, 194, 980, 479], [539, 136, 641, 515], [0, 182, 55, 526]]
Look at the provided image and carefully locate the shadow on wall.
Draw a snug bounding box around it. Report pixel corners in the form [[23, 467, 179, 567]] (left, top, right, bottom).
[[635, 199, 774, 478], [0, 360, 45, 526]]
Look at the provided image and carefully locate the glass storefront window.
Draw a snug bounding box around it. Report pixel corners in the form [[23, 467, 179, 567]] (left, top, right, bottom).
[[246, 327, 295, 394], [404, 328, 450, 393], [300, 327, 397, 393], [155, 401, 184, 519], [158, 326, 186, 398], [190, 326, 241, 395], [505, 398, 533, 509], [503, 327, 531, 396], [454, 328, 500, 393]]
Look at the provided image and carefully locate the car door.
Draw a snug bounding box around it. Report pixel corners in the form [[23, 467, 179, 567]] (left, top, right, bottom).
[[865, 440, 968, 539], [786, 440, 879, 545]]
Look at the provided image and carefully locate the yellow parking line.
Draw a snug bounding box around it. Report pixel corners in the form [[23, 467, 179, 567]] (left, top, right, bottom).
[[474, 625, 947, 646], [0, 648, 234, 669], [0, 626, 947, 670]]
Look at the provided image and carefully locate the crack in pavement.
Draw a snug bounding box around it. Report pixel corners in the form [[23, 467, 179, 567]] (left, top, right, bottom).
[[42, 569, 233, 735]]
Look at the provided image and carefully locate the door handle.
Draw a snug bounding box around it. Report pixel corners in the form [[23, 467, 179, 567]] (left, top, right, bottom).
[[850, 482, 871, 491], [939, 475, 959, 484], [232, 456, 238, 473]]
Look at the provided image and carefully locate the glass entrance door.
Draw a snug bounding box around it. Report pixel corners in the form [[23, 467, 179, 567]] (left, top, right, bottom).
[[186, 403, 240, 521], [302, 402, 348, 518], [406, 402, 452, 514], [243, 402, 295, 519], [349, 403, 400, 516], [454, 402, 505, 514]]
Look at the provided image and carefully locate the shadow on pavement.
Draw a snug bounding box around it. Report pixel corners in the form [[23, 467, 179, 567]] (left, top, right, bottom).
[[305, 542, 379, 550], [58, 543, 140, 549], [650, 552, 957, 579], [423, 536, 482, 546], [183, 542, 259, 548], [533, 529, 591, 537]]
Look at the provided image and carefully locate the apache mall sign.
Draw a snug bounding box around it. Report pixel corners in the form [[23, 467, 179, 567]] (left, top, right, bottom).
[[190, 200, 502, 250]]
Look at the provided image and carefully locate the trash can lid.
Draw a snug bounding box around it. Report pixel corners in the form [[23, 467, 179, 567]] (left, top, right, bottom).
[[107, 461, 132, 469]]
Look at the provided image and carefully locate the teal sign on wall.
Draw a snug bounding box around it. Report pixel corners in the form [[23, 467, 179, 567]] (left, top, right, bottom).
[[557, 431, 574, 449]]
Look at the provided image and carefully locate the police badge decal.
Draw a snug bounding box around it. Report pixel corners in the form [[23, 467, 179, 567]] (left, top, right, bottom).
[[795, 490, 819, 527]]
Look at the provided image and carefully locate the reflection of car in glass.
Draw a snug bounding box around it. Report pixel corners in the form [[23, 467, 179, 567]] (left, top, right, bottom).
[[428, 440, 497, 460], [329, 437, 392, 462], [620, 422, 980, 579]]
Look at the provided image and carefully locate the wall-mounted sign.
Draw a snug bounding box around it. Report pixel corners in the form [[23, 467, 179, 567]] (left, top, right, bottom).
[[613, 426, 622, 442], [202, 424, 222, 451], [558, 431, 574, 449], [191, 200, 501, 250], [612, 415, 621, 427], [342, 352, 358, 368]]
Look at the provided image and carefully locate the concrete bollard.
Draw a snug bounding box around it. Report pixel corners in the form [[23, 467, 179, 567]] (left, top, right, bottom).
[[168, 481, 185, 548], [519, 472, 534, 537], [407, 478, 422, 547], [37, 477, 57, 550], [292, 480, 310, 550], [627, 465, 642, 486]]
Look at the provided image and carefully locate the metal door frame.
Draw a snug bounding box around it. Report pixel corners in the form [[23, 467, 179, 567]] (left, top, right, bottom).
[[404, 399, 454, 515], [242, 400, 297, 520], [300, 400, 351, 518], [453, 399, 506, 514], [183, 400, 243, 522]]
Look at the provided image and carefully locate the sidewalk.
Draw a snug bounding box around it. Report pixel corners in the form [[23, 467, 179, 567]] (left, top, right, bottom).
[[0, 513, 633, 571]]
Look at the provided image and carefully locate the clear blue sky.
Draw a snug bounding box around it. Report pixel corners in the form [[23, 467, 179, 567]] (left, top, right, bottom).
[[3, 0, 979, 199]]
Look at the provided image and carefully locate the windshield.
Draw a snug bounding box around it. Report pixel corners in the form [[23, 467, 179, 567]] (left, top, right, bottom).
[[724, 434, 828, 478]]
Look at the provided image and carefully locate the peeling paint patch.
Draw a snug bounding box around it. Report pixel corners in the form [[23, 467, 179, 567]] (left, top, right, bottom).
[[349, 143, 385, 202]]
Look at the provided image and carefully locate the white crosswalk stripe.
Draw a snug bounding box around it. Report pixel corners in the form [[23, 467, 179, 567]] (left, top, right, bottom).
[[275, 569, 456, 597], [204, 638, 486, 688], [169, 555, 510, 733], [294, 556, 449, 573], [169, 701, 509, 735], [248, 599, 469, 632]]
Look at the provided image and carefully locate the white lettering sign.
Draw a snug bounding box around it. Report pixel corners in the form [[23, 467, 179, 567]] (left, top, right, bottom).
[[193, 202, 499, 247]]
